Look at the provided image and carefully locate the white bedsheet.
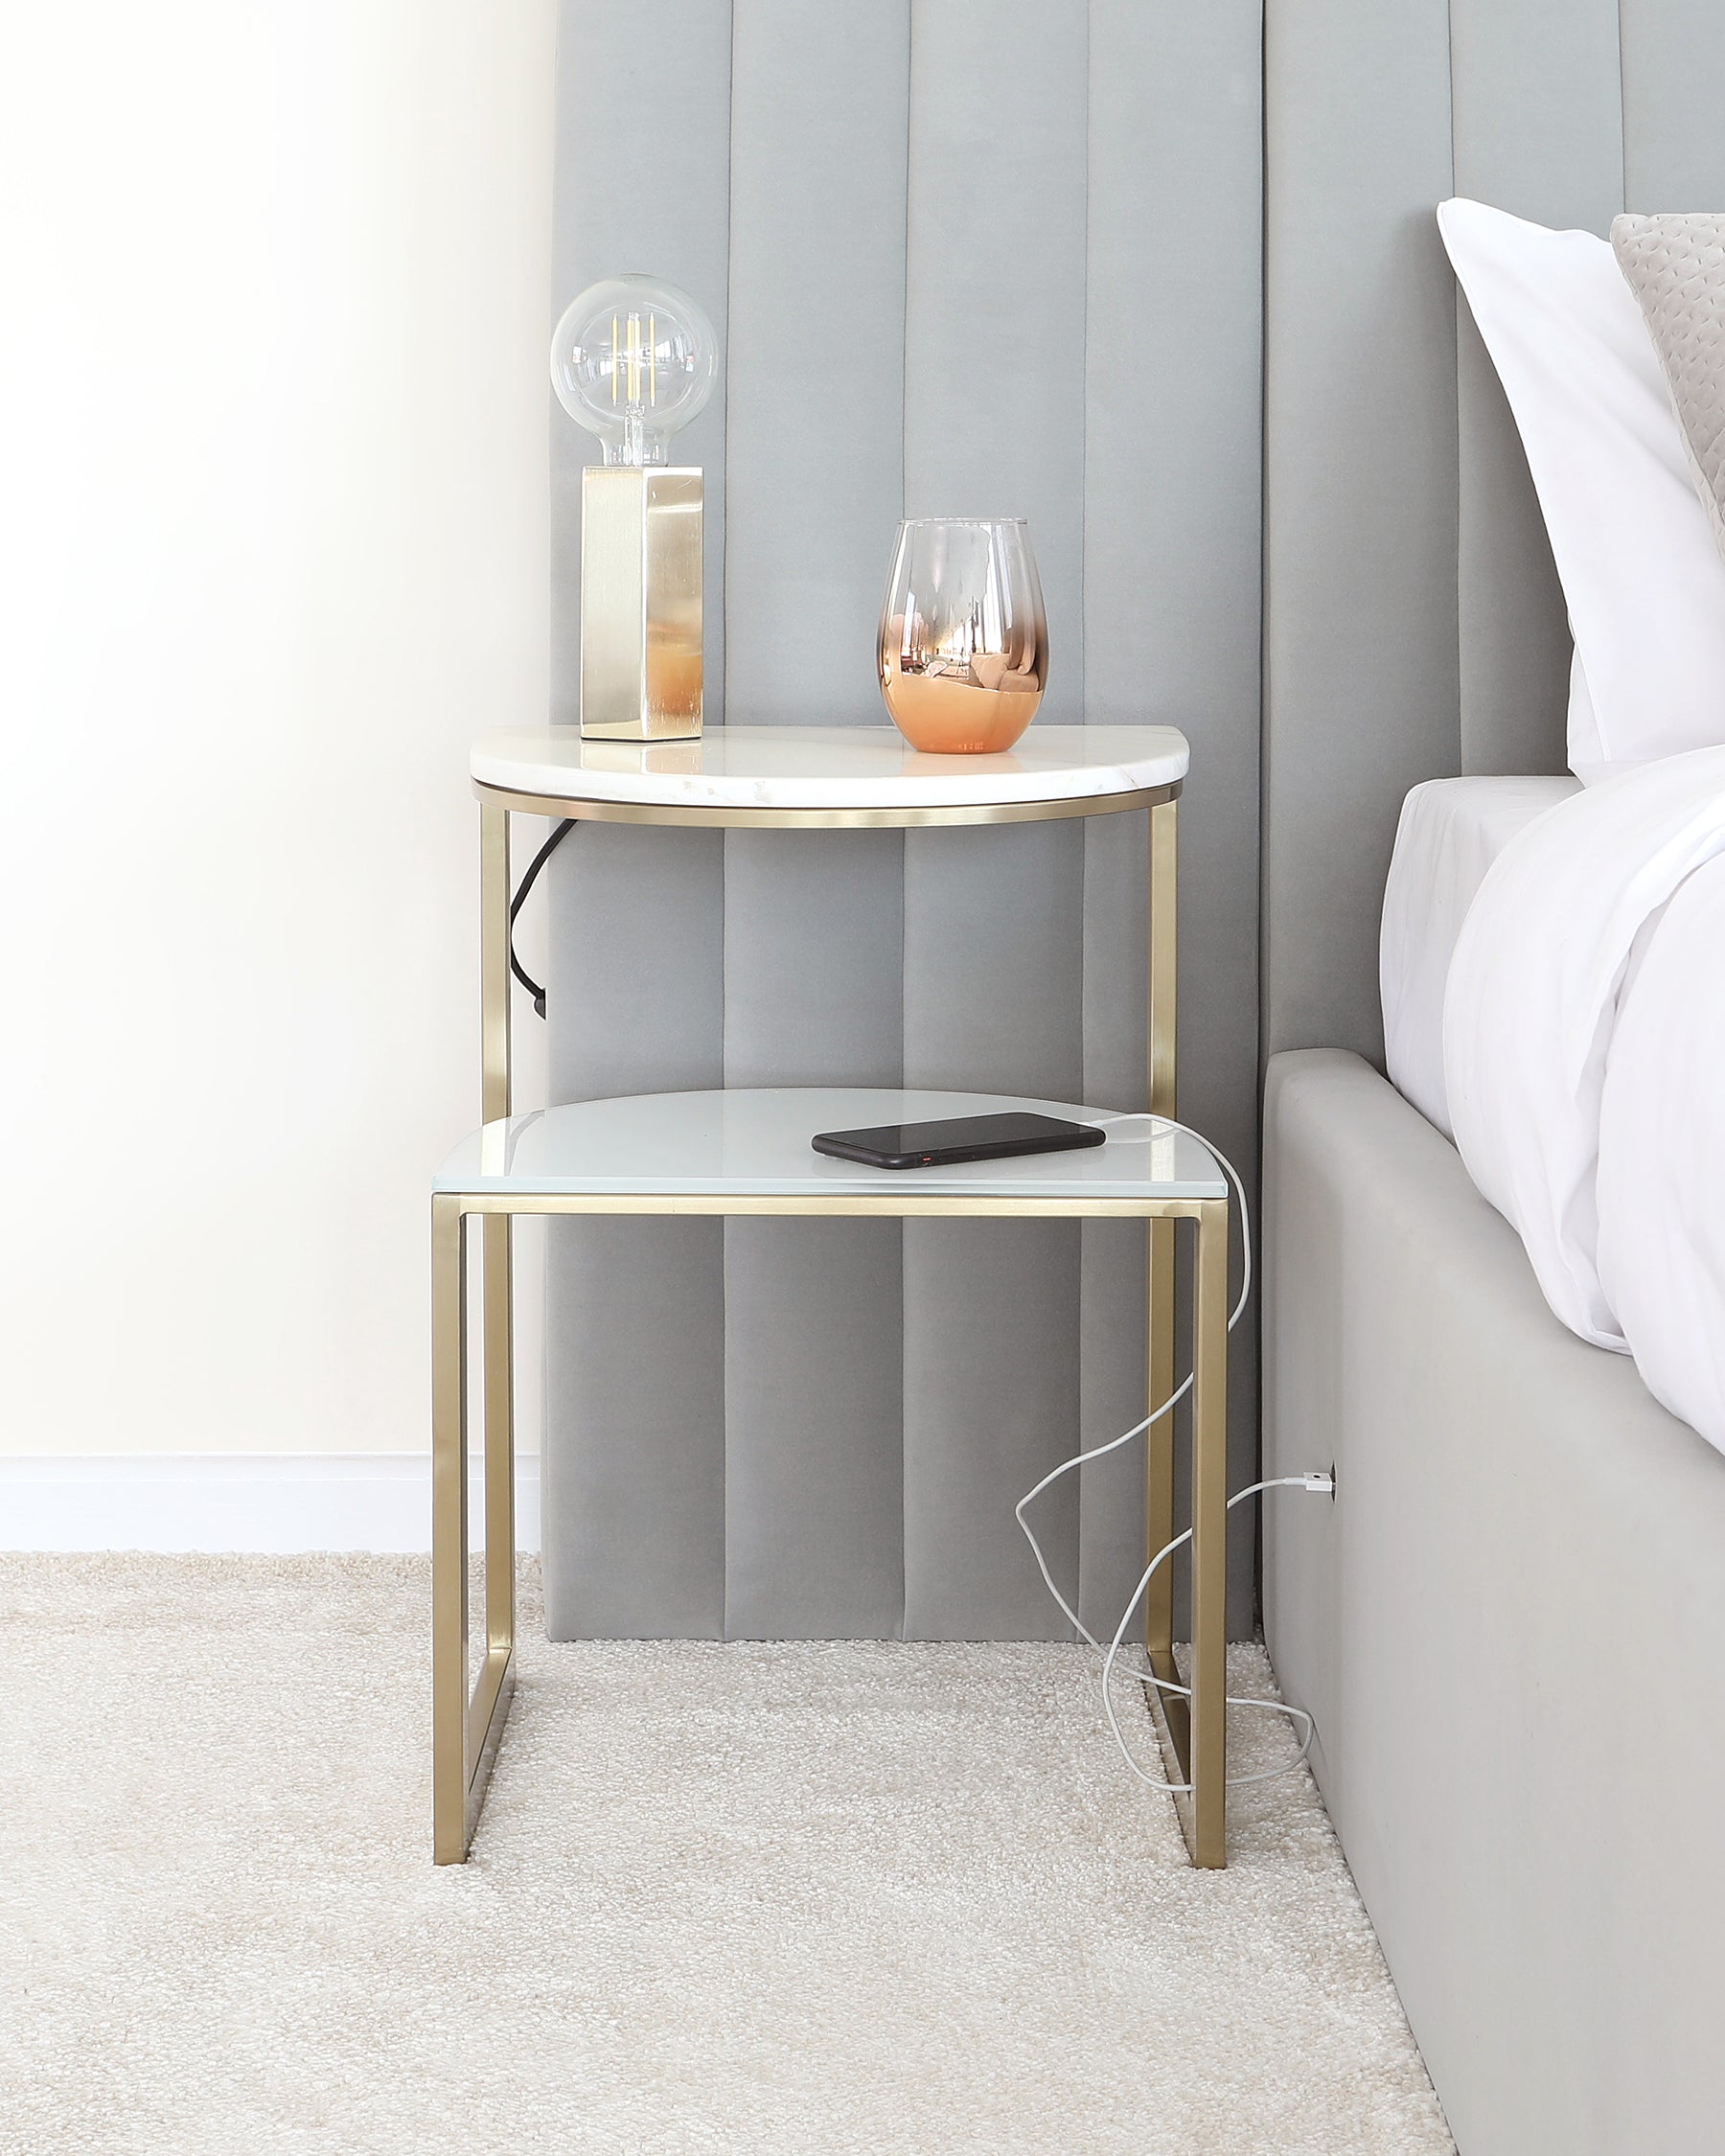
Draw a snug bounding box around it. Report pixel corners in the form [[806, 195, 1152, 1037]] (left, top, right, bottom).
[[1598, 855, 1725, 1446], [1444, 746, 1725, 1452], [1380, 776, 1579, 1136]]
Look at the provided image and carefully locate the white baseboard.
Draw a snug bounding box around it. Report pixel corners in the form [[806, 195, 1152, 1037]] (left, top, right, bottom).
[[0, 1455, 541, 1554]]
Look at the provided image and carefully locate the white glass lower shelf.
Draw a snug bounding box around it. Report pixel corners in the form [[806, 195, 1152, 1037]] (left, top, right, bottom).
[[433, 1089, 1225, 1203]]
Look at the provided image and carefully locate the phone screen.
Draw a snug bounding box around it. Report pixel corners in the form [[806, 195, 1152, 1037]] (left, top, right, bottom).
[[855, 1113, 1076, 1154], [812, 1112, 1102, 1166]]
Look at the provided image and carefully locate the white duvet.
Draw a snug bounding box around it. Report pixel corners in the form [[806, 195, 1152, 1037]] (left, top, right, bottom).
[[1445, 746, 1725, 1453]]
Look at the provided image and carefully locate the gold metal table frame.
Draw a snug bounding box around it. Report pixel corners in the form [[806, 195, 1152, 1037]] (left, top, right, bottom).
[[434, 772, 1230, 1867]]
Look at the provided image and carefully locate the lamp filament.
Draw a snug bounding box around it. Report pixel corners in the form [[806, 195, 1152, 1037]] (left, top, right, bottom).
[[606, 310, 663, 410]]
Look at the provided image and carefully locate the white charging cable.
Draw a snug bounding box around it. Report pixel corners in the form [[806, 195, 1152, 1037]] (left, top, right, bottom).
[[1015, 1112, 1332, 1794]]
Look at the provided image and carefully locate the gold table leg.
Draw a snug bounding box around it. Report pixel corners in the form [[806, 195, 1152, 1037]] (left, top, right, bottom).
[[479, 800, 517, 1696], [431, 1194, 471, 1863], [1138, 796, 1227, 1867], [432, 1192, 519, 1864], [1186, 1196, 1230, 1867], [432, 798, 520, 1865]]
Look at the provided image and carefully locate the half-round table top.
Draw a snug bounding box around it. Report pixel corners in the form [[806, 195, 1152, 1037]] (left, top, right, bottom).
[[470, 723, 1187, 828]]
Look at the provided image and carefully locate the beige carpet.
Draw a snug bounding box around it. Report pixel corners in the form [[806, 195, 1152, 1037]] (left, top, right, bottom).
[[0, 1555, 1452, 2155]]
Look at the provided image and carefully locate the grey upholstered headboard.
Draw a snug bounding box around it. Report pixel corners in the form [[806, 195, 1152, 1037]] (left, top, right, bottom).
[[1262, 0, 1725, 1063], [545, 0, 1263, 1641], [544, 0, 1725, 1645]]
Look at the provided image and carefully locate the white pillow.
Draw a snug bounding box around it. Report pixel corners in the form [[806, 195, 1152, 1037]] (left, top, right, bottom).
[[1438, 197, 1725, 778]]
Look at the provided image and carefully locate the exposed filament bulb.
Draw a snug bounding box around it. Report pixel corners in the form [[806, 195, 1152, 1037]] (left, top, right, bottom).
[[552, 275, 718, 468]]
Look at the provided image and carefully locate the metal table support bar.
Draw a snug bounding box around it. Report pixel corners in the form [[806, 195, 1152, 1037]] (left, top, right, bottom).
[[432, 732, 1221, 1867]]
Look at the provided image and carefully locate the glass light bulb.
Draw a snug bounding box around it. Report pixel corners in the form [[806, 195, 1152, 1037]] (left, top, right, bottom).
[[550, 274, 718, 468]]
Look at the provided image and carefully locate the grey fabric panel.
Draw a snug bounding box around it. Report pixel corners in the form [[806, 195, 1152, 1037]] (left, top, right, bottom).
[[544, 0, 1267, 1642], [1085, 1, 1262, 1635], [542, 824, 725, 1640], [545, 824, 725, 1103], [1075, 813, 1188, 1638], [721, 829, 904, 1636], [1261, 0, 1458, 1062], [1075, 1220, 1147, 1641], [724, 1220, 904, 1639], [1083, 0, 1261, 1123], [1449, 0, 1622, 778], [717, 8, 912, 1640], [1079, 812, 1148, 1114], [1077, 816, 1151, 1637], [1448, 0, 1624, 231], [902, 0, 1088, 725], [1263, 1050, 1725, 2156], [722, 832, 904, 1088], [1620, 0, 1725, 209], [903, 1221, 1083, 1640], [902, 0, 1089, 1656], [543, 1218, 726, 1640], [545, 5, 732, 1641], [549, 0, 732, 727], [724, 0, 908, 722], [902, 819, 1085, 1639], [903, 824, 1085, 1099]]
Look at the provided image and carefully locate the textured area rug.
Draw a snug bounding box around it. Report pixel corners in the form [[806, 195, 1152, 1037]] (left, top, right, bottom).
[[0, 1556, 1451, 2155]]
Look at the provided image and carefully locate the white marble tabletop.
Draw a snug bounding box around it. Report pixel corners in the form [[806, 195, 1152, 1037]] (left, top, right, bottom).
[[471, 723, 1187, 813], [435, 1089, 1225, 1201]]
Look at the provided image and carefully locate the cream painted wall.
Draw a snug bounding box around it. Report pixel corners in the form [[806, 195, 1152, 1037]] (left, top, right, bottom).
[[0, 4, 556, 1455]]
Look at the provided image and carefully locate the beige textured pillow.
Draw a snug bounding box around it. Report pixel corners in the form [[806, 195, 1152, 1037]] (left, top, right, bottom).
[[1612, 214, 1725, 565]]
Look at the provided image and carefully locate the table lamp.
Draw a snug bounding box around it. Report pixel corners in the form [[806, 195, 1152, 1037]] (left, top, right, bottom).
[[551, 275, 718, 741]]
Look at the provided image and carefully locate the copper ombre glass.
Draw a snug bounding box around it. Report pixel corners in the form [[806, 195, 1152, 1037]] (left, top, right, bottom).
[[878, 517, 1048, 753]]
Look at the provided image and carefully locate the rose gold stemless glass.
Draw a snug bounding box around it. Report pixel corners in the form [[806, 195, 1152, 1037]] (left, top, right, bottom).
[[878, 517, 1048, 754]]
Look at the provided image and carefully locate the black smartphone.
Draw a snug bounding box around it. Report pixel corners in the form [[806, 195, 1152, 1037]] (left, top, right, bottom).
[[811, 1111, 1106, 1171]]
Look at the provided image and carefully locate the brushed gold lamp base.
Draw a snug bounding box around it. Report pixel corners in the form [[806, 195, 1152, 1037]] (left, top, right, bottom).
[[580, 466, 703, 741]]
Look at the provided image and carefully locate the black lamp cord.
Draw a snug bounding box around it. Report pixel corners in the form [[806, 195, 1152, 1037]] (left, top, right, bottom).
[[509, 819, 575, 1017]]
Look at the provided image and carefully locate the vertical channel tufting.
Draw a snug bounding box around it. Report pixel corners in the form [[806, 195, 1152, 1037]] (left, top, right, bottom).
[[899, 1, 1091, 1640], [543, 1, 733, 1639], [1082, 2, 1263, 1638], [542, 827, 726, 1639], [901, 819, 1087, 1639], [1619, 0, 1725, 208], [1262, 0, 1459, 1064], [723, 1, 910, 724], [1077, 811, 1151, 1642], [720, 1, 911, 1638], [1449, 0, 1623, 779], [546, 0, 1273, 1641]]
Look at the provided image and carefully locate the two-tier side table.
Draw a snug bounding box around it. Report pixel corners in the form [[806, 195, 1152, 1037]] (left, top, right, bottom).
[[431, 725, 1231, 1867]]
